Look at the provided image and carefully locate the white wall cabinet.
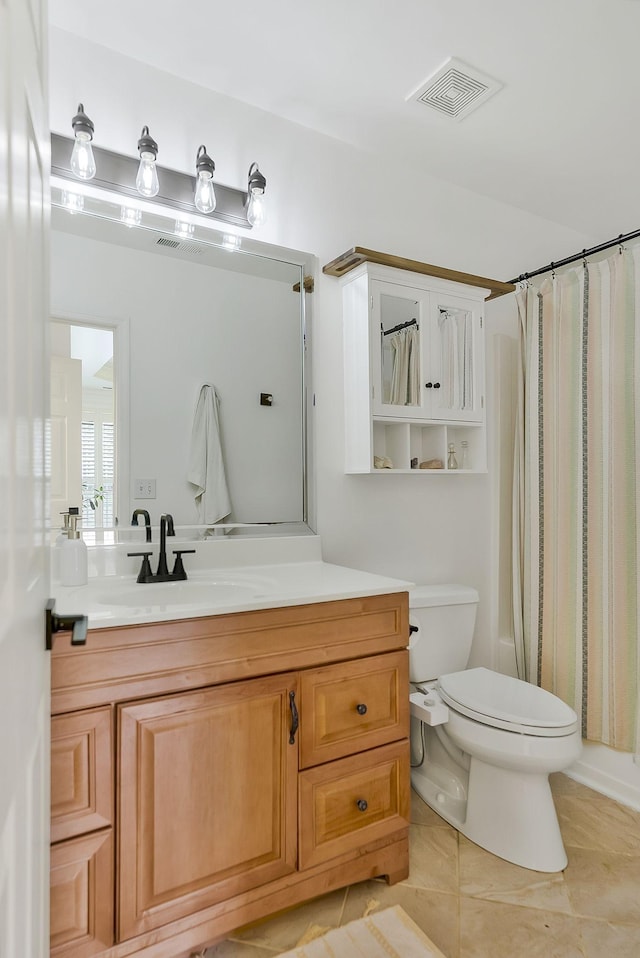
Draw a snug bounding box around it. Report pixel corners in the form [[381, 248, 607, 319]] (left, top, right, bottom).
[[342, 263, 489, 474]]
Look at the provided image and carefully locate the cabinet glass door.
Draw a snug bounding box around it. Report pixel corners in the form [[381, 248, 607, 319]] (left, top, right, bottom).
[[372, 282, 427, 419], [430, 294, 484, 422]]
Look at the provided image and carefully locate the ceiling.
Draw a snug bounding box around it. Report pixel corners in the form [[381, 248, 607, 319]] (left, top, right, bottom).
[[49, 0, 640, 241]]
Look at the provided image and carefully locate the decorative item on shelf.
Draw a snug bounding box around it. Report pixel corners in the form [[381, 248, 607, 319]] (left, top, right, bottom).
[[447, 443, 458, 470], [373, 456, 394, 469], [194, 144, 217, 213], [136, 126, 159, 197], [460, 440, 470, 469], [70, 103, 96, 180], [411, 457, 419, 469], [246, 162, 267, 227], [419, 459, 444, 469]]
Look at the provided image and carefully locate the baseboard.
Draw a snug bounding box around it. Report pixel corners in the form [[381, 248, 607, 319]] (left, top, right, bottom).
[[565, 743, 640, 812]]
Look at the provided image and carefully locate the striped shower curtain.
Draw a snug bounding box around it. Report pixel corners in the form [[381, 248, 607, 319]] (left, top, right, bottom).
[[515, 247, 640, 756]]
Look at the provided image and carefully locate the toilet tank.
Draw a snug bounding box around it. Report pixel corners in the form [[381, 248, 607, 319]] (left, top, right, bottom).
[[409, 584, 479, 683]]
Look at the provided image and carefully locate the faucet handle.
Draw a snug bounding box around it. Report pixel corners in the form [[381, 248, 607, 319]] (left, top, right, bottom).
[[171, 549, 195, 580], [127, 551, 153, 583]]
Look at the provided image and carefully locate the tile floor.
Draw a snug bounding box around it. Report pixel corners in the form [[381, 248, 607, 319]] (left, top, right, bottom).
[[205, 774, 640, 957]]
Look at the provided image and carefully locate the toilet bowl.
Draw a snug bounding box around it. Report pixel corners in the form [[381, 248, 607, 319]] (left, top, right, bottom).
[[409, 586, 582, 872]]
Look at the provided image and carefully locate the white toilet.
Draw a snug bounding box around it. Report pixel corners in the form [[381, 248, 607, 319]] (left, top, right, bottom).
[[409, 584, 582, 872]]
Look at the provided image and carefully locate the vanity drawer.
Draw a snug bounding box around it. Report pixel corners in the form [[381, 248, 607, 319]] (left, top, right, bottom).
[[298, 741, 410, 869], [50, 828, 114, 957], [51, 706, 113, 843], [299, 651, 408, 768]]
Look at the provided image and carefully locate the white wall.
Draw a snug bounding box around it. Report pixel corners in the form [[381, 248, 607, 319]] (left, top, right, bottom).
[[49, 29, 597, 681], [50, 229, 303, 524]]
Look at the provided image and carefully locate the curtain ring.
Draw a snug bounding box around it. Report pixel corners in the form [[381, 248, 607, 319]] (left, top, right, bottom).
[[618, 234, 624, 254], [551, 261, 556, 279], [582, 249, 587, 269]]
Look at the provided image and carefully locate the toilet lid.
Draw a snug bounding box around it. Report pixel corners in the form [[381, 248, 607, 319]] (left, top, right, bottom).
[[438, 668, 578, 736]]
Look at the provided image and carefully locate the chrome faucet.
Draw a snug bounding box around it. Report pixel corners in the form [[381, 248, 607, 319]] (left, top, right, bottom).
[[131, 508, 152, 542], [127, 512, 195, 583]]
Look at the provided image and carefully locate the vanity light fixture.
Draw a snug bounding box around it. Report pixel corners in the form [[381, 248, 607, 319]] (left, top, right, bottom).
[[194, 145, 216, 214], [246, 162, 267, 227], [52, 127, 261, 230], [70, 103, 96, 180], [136, 126, 160, 198]]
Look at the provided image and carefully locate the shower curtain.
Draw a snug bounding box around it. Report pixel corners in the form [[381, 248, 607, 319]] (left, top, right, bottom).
[[513, 247, 640, 758]]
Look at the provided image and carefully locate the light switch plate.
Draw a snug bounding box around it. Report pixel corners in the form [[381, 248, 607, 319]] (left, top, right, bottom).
[[134, 478, 156, 499]]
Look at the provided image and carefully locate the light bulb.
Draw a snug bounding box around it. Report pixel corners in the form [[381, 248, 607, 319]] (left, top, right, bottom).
[[70, 104, 96, 180], [194, 172, 216, 213], [70, 132, 96, 180], [61, 190, 84, 214], [246, 162, 267, 228], [247, 191, 266, 227], [120, 206, 142, 228], [194, 145, 216, 214], [136, 127, 159, 197], [136, 153, 159, 197]]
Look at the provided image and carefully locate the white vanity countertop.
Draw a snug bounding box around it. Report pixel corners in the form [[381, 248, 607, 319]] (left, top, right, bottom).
[[53, 539, 413, 629]]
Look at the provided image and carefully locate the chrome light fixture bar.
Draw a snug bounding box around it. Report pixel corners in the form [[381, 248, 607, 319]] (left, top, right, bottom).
[[51, 133, 252, 229]]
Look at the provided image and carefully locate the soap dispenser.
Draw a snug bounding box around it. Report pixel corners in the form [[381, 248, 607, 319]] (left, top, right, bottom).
[[60, 508, 88, 586], [52, 510, 71, 583]]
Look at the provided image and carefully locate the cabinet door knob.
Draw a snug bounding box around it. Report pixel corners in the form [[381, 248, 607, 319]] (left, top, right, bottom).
[[433, 382, 441, 389], [424, 382, 433, 388], [356, 703, 368, 715], [356, 799, 368, 812]]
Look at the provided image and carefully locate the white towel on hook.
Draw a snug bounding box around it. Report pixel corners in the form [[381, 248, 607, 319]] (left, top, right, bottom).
[[187, 384, 231, 523]]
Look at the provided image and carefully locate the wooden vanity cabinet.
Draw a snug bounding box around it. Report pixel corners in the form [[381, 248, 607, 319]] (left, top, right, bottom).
[[50, 592, 410, 958]]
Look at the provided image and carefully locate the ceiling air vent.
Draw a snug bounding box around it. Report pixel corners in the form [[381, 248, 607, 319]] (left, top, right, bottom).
[[406, 57, 502, 121], [155, 236, 204, 256]]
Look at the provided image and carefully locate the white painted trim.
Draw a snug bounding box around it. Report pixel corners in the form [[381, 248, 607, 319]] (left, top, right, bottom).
[[566, 741, 640, 811], [49, 310, 131, 526]]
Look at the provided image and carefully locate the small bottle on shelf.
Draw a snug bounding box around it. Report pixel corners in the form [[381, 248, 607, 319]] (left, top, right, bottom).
[[447, 442, 458, 470], [460, 440, 470, 470]]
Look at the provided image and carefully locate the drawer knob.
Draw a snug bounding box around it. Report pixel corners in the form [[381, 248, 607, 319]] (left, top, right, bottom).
[[356, 703, 368, 715], [356, 799, 368, 812]]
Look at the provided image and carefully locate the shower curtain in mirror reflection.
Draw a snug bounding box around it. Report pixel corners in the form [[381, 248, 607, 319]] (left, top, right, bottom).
[[513, 248, 640, 760], [187, 383, 231, 524], [388, 325, 420, 405]]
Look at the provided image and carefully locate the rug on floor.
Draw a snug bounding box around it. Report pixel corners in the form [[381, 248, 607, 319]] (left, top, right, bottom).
[[276, 904, 447, 957]]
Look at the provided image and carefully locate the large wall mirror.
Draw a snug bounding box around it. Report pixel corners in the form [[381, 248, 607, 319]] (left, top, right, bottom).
[[50, 185, 315, 541]]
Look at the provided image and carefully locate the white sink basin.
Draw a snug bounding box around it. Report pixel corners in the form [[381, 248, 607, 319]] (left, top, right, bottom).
[[90, 572, 274, 612]]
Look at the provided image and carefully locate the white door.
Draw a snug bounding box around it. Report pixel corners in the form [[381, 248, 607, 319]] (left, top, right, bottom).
[[50, 355, 83, 526], [0, 0, 50, 955]]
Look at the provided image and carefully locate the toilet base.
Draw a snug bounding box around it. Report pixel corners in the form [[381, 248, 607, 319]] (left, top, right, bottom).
[[412, 756, 568, 872]]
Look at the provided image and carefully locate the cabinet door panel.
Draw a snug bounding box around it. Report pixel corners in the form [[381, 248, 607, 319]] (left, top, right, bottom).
[[117, 674, 298, 941], [299, 742, 410, 869], [300, 651, 408, 768], [51, 706, 113, 843], [372, 281, 429, 419], [50, 829, 114, 957], [430, 292, 484, 422]]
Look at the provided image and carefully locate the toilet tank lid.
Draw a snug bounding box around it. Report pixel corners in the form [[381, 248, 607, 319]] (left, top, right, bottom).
[[409, 584, 479, 607]]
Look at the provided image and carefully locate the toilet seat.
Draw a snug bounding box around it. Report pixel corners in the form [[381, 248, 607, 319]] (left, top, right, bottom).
[[437, 667, 578, 737]]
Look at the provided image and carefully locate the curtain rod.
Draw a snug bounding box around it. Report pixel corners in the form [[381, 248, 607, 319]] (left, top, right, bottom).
[[508, 226, 640, 284], [382, 318, 418, 337]]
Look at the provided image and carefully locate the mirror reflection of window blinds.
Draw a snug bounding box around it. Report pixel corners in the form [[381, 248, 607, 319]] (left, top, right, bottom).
[[81, 420, 114, 527]]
